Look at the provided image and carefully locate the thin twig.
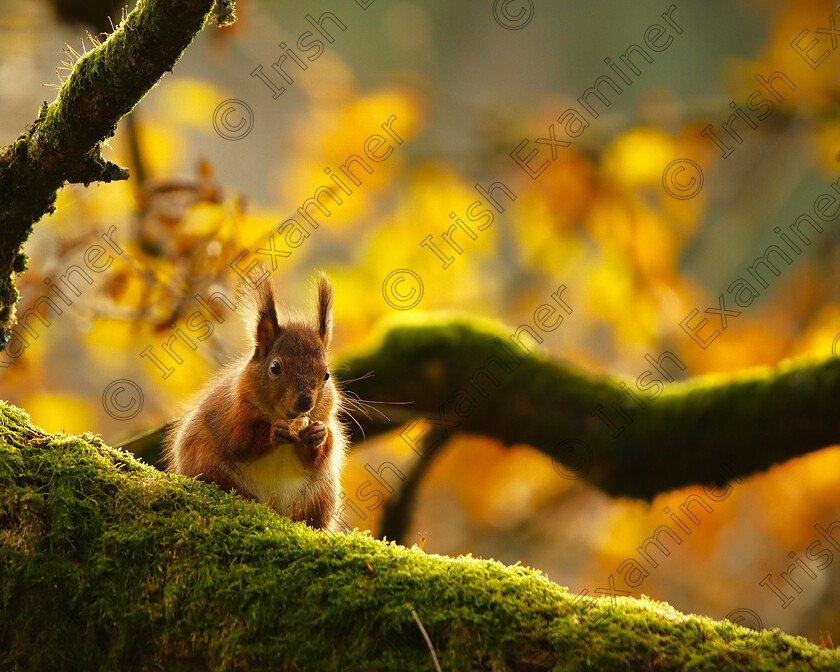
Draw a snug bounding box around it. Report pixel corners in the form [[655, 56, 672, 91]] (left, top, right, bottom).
[[408, 605, 442, 672]]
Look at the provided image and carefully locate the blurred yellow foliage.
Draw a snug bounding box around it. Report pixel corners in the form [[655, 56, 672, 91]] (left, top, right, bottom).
[[741, 0, 839, 109], [132, 120, 187, 176], [602, 127, 678, 188], [22, 391, 94, 435], [159, 79, 230, 131]]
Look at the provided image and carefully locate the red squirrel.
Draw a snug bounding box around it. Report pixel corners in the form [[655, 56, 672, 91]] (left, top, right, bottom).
[[164, 270, 346, 530]]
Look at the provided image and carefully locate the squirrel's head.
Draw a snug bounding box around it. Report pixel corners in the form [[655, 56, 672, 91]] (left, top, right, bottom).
[[240, 270, 336, 422]]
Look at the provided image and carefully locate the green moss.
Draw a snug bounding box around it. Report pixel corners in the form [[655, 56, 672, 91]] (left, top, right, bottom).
[[0, 401, 837, 670]]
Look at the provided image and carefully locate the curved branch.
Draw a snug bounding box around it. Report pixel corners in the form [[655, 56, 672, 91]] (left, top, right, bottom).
[[120, 315, 840, 501], [339, 315, 840, 499], [0, 0, 234, 349], [2, 401, 836, 670]]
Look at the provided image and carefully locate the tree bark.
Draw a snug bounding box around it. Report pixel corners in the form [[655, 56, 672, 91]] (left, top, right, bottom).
[[1, 401, 837, 671], [0, 0, 232, 350]]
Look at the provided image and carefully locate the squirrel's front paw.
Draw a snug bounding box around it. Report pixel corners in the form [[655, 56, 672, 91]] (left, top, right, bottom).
[[271, 420, 299, 446], [295, 421, 328, 468]]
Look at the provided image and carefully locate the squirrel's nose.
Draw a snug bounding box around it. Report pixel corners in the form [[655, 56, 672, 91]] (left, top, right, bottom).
[[296, 394, 314, 413]]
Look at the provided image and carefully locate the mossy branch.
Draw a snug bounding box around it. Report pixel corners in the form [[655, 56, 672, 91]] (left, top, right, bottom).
[[0, 0, 234, 350], [340, 314, 840, 500], [122, 314, 840, 503], [2, 401, 837, 671]]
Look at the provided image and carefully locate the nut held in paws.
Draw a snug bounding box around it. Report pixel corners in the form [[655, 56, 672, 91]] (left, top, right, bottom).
[[290, 416, 310, 431]]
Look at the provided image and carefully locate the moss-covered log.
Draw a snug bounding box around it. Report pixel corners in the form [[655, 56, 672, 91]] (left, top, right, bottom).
[[0, 0, 234, 350], [2, 402, 838, 671]]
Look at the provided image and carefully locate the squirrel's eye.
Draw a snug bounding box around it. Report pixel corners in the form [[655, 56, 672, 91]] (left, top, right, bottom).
[[270, 361, 281, 376], [324, 370, 330, 381]]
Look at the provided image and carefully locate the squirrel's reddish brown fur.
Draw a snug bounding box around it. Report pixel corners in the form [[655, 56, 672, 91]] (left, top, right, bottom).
[[164, 270, 346, 530]]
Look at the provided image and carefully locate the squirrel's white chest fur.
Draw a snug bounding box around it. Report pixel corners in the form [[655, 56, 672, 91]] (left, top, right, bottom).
[[234, 444, 309, 512]]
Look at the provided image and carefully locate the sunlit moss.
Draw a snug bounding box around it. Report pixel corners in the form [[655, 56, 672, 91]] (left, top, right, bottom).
[[1, 400, 837, 670]]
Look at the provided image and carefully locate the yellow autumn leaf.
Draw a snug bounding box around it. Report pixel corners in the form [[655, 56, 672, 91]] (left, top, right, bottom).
[[583, 249, 659, 346], [477, 445, 565, 529], [145, 345, 213, 403], [602, 127, 677, 188]]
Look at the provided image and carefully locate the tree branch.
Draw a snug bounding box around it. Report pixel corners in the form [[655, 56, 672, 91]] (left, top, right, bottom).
[[2, 401, 836, 670], [0, 0, 234, 350], [339, 315, 840, 499], [122, 315, 840, 501]]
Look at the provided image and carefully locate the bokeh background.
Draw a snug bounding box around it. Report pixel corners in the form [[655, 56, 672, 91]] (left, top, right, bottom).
[[2, 0, 840, 644]]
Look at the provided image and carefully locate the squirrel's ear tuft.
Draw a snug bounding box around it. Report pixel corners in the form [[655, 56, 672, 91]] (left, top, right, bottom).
[[316, 273, 333, 347], [239, 265, 281, 359]]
